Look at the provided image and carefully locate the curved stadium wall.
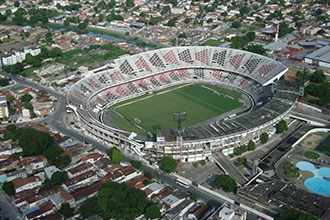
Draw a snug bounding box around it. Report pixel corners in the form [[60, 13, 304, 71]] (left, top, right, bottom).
[[67, 46, 298, 162]]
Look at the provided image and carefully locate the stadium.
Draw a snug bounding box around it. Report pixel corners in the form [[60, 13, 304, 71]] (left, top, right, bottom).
[[67, 46, 299, 162]]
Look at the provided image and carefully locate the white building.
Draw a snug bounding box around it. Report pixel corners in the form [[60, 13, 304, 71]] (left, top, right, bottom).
[[53, 0, 69, 6], [11, 176, 42, 193], [0, 97, 9, 119], [1, 47, 41, 66]]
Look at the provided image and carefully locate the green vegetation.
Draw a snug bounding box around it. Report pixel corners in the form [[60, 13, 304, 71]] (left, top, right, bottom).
[[60, 203, 74, 218], [305, 69, 330, 108], [214, 174, 236, 192], [260, 133, 269, 144], [110, 84, 243, 135], [131, 160, 142, 169], [159, 156, 177, 173], [3, 125, 71, 168], [79, 198, 99, 219], [107, 147, 123, 164], [316, 134, 330, 156], [201, 39, 221, 46], [276, 120, 288, 134], [2, 181, 15, 195], [279, 208, 318, 220], [0, 78, 9, 87], [51, 171, 69, 185], [145, 204, 161, 219], [236, 157, 247, 166], [97, 181, 157, 219], [247, 140, 256, 151], [284, 162, 299, 179], [304, 151, 320, 159], [234, 145, 247, 156]]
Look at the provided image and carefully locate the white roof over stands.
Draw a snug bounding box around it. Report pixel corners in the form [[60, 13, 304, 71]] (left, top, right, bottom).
[[66, 46, 292, 144]]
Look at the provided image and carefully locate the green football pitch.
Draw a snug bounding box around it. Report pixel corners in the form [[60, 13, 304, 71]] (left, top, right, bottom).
[[108, 84, 243, 136]]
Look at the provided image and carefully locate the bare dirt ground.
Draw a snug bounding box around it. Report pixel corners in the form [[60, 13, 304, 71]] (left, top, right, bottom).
[[284, 70, 296, 80], [299, 133, 327, 149]]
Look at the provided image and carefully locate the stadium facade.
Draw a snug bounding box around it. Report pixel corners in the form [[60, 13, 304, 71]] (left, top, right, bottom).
[[67, 46, 299, 162]]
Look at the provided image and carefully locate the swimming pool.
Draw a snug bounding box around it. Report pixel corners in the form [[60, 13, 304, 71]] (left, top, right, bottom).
[[296, 161, 330, 197]]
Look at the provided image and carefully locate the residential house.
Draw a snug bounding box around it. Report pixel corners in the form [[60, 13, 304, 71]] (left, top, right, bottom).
[[25, 201, 56, 220], [71, 180, 105, 204], [11, 176, 43, 193], [44, 166, 60, 179], [66, 162, 94, 178], [62, 170, 99, 192]]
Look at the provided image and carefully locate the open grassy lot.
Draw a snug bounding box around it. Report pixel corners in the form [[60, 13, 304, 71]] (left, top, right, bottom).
[[316, 133, 330, 155], [109, 84, 243, 135]]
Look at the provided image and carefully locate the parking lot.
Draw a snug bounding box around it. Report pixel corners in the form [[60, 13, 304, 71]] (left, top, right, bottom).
[[176, 161, 224, 185]]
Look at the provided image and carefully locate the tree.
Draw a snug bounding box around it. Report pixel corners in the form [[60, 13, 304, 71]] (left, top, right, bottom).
[[79, 198, 99, 218], [166, 17, 177, 27], [3, 181, 15, 195], [231, 21, 241, 28], [214, 174, 236, 192], [51, 171, 68, 185], [98, 182, 147, 219], [51, 155, 71, 169], [145, 204, 161, 219], [245, 32, 256, 41], [21, 93, 33, 102], [310, 69, 326, 83], [247, 140, 256, 151], [159, 156, 177, 173], [125, 0, 135, 8], [276, 120, 288, 134], [32, 58, 42, 68], [60, 203, 74, 218], [49, 47, 62, 58], [43, 146, 64, 159], [6, 124, 16, 132], [16, 127, 55, 156], [260, 133, 269, 144], [0, 14, 7, 22], [14, 1, 20, 7], [107, 147, 123, 163], [0, 78, 9, 87], [244, 45, 266, 55], [131, 160, 142, 169], [279, 208, 317, 220]]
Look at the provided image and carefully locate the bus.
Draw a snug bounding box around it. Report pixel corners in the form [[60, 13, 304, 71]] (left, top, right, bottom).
[[175, 178, 192, 188]]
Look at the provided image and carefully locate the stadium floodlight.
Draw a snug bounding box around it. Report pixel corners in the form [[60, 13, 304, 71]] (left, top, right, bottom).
[[173, 112, 186, 130]]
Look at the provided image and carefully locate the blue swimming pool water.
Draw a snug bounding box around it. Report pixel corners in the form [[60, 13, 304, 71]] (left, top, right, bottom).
[[296, 161, 315, 171], [304, 178, 330, 197], [318, 167, 330, 178], [296, 161, 330, 197]]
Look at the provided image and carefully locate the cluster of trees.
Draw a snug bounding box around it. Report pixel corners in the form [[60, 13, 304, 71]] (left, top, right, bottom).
[[97, 181, 160, 219], [3, 125, 71, 169], [6, 7, 59, 27], [230, 31, 267, 54], [20, 93, 33, 110], [305, 69, 330, 108], [279, 208, 317, 220], [233, 140, 256, 156], [0, 77, 10, 87], [214, 174, 236, 192]]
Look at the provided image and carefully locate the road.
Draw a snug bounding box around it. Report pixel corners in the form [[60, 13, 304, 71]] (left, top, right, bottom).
[[213, 152, 248, 186], [0, 189, 22, 220]]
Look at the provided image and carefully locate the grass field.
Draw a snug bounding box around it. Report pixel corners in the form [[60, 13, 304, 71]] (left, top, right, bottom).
[[316, 133, 330, 155], [108, 84, 243, 136]]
